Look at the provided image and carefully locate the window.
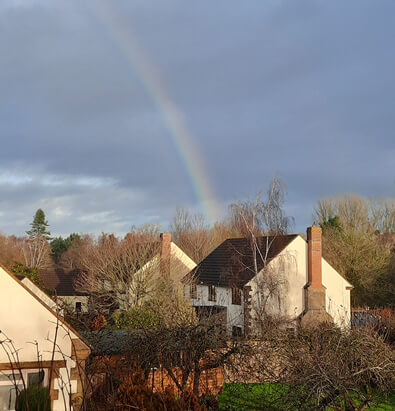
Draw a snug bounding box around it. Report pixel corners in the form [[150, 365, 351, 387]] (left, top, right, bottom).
[[232, 326, 242, 337], [208, 285, 216, 302], [75, 301, 82, 313], [0, 372, 21, 410], [27, 370, 45, 387], [0, 369, 46, 410], [231, 288, 242, 305], [190, 284, 197, 299]]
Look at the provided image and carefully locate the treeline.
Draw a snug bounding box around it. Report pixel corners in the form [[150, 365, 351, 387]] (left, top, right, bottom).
[[0, 179, 393, 308]]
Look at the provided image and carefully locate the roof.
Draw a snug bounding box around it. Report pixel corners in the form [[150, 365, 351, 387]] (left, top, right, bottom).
[[186, 234, 298, 287], [38, 268, 87, 296], [0, 264, 91, 349], [82, 330, 139, 356]]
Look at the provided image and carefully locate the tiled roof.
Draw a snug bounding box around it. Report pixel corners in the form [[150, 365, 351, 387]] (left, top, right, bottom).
[[187, 235, 298, 287], [38, 268, 87, 296]]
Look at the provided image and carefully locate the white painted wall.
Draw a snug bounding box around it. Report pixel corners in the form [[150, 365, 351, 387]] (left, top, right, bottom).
[[0, 266, 83, 410], [58, 295, 89, 314], [322, 259, 352, 327], [187, 284, 244, 334], [247, 235, 352, 328], [245, 236, 306, 333], [21, 277, 60, 313]]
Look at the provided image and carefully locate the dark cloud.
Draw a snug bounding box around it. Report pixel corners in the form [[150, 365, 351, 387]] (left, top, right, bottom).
[[0, 0, 394, 236]]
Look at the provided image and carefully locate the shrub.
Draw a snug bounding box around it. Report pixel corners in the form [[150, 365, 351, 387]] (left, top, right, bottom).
[[16, 386, 51, 411]]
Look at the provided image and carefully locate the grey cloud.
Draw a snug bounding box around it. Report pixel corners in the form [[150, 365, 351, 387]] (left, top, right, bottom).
[[0, 0, 394, 236]]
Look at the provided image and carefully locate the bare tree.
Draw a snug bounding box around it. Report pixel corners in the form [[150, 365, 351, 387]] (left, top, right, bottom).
[[0, 234, 25, 269], [227, 178, 294, 334], [22, 236, 52, 270], [75, 225, 162, 314]]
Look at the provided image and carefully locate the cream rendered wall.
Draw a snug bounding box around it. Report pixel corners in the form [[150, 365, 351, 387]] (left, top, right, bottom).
[[188, 284, 244, 334], [21, 277, 60, 312], [58, 295, 89, 314], [322, 259, 352, 327], [247, 235, 352, 328], [170, 243, 196, 283], [246, 235, 307, 323], [0, 267, 79, 410]]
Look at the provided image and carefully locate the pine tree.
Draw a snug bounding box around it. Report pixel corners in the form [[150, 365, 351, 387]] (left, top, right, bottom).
[[26, 209, 51, 240]]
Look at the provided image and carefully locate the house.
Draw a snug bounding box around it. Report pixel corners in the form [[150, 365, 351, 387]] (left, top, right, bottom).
[[184, 226, 352, 335], [38, 269, 89, 314], [35, 234, 196, 315], [0, 264, 90, 410], [153, 233, 197, 282]]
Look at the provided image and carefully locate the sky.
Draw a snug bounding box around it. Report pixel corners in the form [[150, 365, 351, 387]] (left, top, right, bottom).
[[0, 0, 394, 237]]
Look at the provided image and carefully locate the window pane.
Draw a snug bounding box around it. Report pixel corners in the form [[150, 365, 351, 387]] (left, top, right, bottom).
[[0, 385, 22, 410], [0, 374, 21, 383], [27, 370, 44, 387]]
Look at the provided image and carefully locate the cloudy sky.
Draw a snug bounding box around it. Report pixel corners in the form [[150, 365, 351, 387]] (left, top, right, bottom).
[[1, 0, 394, 237]]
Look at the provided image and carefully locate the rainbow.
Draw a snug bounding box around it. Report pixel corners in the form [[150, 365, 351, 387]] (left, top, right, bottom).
[[87, 1, 221, 224]]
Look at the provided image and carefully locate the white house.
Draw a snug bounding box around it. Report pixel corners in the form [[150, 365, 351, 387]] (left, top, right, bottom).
[[0, 264, 90, 410], [184, 226, 352, 335]]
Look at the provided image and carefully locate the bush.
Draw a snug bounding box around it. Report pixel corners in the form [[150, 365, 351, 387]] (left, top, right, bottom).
[[109, 305, 159, 330], [16, 386, 51, 411]]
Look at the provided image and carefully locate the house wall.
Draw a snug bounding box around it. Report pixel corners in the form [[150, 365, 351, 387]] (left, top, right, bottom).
[[170, 243, 197, 283], [246, 236, 307, 326], [58, 296, 89, 314], [187, 285, 244, 334], [322, 259, 351, 327], [0, 266, 89, 410], [247, 235, 351, 328], [21, 277, 60, 312]]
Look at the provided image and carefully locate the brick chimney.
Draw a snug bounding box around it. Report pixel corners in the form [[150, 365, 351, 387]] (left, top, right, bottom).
[[301, 226, 332, 327], [160, 233, 171, 278]]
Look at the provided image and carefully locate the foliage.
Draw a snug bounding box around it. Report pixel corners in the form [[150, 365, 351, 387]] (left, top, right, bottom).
[[218, 383, 395, 411], [109, 305, 159, 330], [50, 233, 80, 263], [320, 215, 341, 231], [16, 385, 51, 411], [26, 209, 51, 240], [227, 323, 394, 411], [11, 261, 42, 286], [314, 195, 394, 307]]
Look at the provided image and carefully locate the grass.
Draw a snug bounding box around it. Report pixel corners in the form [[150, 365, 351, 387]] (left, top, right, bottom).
[[218, 383, 395, 411]]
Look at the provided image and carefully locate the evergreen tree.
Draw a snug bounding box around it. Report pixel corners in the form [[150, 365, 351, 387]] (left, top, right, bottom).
[[26, 209, 51, 240], [50, 233, 80, 263]]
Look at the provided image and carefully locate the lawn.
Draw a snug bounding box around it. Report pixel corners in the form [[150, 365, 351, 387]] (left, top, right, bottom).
[[218, 383, 395, 410]]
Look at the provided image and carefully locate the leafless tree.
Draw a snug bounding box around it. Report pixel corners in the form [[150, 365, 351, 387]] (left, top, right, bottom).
[[170, 208, 232, 263], [22, 236, 52, 270], [75, 225, 162, 314], [0, 234, 25, 269], [228, 177, 295, 334]]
